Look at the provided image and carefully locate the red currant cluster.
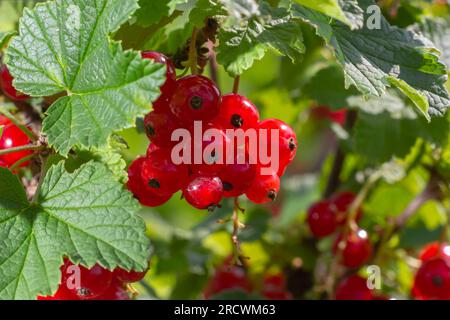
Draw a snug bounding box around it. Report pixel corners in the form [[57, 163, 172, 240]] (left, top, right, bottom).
[[307, 191, 372, 268], [38, 259, 147, 300], [203, 258, 292, 300], [0, 115, 32, 168], [412, 242, 450, 300], [127, 51, 297, 210]]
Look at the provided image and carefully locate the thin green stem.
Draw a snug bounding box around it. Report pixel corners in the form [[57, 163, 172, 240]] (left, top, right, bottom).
[[232, 76, 240, 94], [188, 27, 199, 75], [0, 144, 44, 156], [0, 109, 37, 142], [9, 153, 34, 171]]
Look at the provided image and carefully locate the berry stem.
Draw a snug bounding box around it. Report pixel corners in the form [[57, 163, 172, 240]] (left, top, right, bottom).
[[9, 153, 34, 171], [0, 109, 38, 142], [188, 27, 199, 75], [0, 144, 44, 156], [231, 198, 246, 266], [208, 49, 219, 88], [232, 76, 240, 94]]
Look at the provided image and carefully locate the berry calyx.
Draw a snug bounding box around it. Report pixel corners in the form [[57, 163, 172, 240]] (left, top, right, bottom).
[[333, 228, 372, 268], [335, 275, 372, 300], [141, 148, 189, 196], [61, 259, 113, 300], [214, 94, 259, 130], [182, 174, 223, 211], [219, 159, 256, 198], [143, 111, 181, 147], [170, 75, 221, 123], [307, 200, 337, 238], [0, 65, 30, 101], [245, 171, 280, 204]]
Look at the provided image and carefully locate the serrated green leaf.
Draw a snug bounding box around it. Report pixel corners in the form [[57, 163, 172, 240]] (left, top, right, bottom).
[[5, 0, 166, 155], [190, 0, 227, 27], [0, 162, 149, 299], [135, 0, 187, 27], [292, 1, 450, 118], [217, 1, 304, 77]]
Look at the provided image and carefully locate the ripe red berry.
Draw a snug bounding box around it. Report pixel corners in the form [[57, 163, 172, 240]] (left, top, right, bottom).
[[257, 119, 297, 176], [170, 75, 221, 123], [261, 274, 292, 300], [141, 51, 176, 113], [143, 111, 182, 147], [335, 275, 372, 300], [219, 159, 256, 198], [214, 94, 259, 130], [61, 259, 113, 300], [114, 267, 148, 283], [0, 65, 30, 101], [204, 265, 252, 299], [37, 285, 80, 300], [0, 118, 32, 168], [331, 191, 362, 224], [182, 175, 223, 211], [245, 171, 280, 204], [141, 148, 189, 196], [414, 258, 450, 300], [333, 229, 372, 268], [93, 281, 130, 300], [127, 156, 172, 207], [307, 200, 337, 238], [146, 143, 159, 156], [419, 242, 450, 262]]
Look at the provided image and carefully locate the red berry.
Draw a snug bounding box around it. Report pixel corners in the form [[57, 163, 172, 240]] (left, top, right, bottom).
[[141, 51, 176, 113], [333, 229, 372, 268], [170, 75, 221, 123], [204, 265, 252, 299], [182, 174, 223, 211], [335, 275, 372, 300], [114, 267, 148, 283], [219, 159, 256, 198], [93, 281, 130, 300], [311, 106, 347, 125], [146, 143, 159, 156], [61, 259, 113, 300], [331, 191, 362, 224], [214, 94, 259, 130], [141, 148, 189, 196], [0, 119, 32, 168], [261, 274, 292, 300], [127, 157, 172, 207], [414, 258, 450, 300], [245, 171, 280, 204], [0, 65, 30, 101], [307, 200, 337, 238], [257, 119, 297, 176], [37, 285, 80, 300], [143, 111, 182, 147], [419, 242, 450, 262], [0, 115, 11, 125]]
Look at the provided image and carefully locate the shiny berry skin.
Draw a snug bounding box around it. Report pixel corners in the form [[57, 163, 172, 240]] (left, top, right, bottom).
[[307, 200, 337, 238], [93, 281, 130, 300], [183, 175, 223, 211], [114, 267, 148, 283], [37, 285, 80, 300], [214, 94, 259, 130], [141, 51, 176, 112], [204, 266, 252, 299], [0, 115, 11, 125], [414, 258, 450, 299], [257, 119, 297, 176], [0, 118, 32, 168], [61, 259, 113, 300], [143, 111, 181, 147], [331, 191, 362, 225], [245, 171, 280, 204], [335, 275, 372, 300], [419, 242, 450, 262], [141, 148, 189, 196], [219, 159, 256, 198], [0, 65, 30, 101], [127, 157, 172, 207], [170, 75, 221, 123], [334, 229, 372, 268]]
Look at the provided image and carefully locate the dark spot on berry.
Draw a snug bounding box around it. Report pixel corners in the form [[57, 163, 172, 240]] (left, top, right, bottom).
[[288, 138, 296, 151], [223, 182, 233, 191], [146, 125, 155, 137], [231, 114, 244, 128], [432, 275, 444, 287], [268, 189, 277, 201], [148, 179, 161, 189], [77, 288, 90, 297], [190, 96, 203, 110]]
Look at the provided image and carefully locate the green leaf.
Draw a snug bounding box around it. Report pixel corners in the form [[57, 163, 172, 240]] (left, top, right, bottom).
[[0, 162, 149, 299], [135, 0, 187, 27], [219, 0, 260, 19], [0, 31, 15, 49], [292, 1, 450, 118], [190, 0, 227, 27], [6, 0, 166, 155], [217, 1, 305, 77], [293, 0, 363, 29]]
